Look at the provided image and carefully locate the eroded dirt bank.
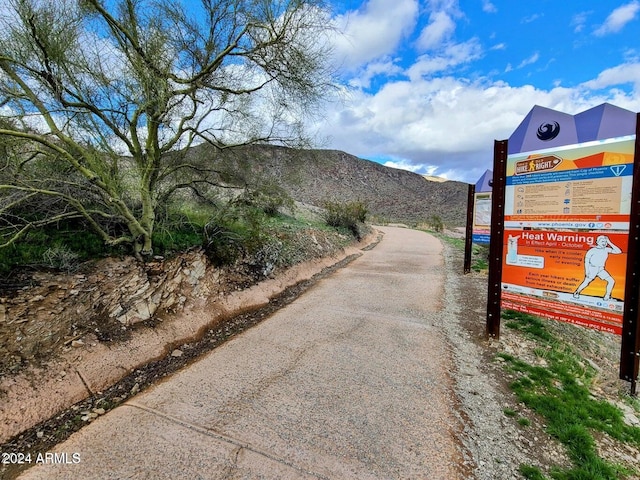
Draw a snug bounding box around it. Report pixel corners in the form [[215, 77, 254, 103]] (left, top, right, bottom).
[[0, 231, 380, 449]]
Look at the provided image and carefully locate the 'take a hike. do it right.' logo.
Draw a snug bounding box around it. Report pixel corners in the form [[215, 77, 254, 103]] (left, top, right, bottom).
[[536, 121, 561, 141], [515, 155, 562, 175]]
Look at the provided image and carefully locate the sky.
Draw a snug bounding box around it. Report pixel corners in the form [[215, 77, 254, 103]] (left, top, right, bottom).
[[315, 0, 640, 183], [2, 0, 639, 185]]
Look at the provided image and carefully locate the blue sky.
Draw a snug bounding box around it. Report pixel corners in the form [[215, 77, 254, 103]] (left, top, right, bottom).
[[315, 0, 640, 183], [2, 0, 638, 185]]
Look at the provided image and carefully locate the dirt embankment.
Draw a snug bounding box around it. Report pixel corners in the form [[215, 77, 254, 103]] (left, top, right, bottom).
[[0, 230, 380, 446]]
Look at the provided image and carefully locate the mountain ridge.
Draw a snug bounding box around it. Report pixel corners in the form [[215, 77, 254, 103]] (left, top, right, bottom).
[[191, 144, 469, 226]]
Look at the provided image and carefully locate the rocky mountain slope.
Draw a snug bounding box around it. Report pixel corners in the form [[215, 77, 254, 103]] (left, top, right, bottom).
[[187, 144, 469, 226]]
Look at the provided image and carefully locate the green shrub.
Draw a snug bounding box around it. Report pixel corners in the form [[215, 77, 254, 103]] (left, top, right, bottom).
[[236, 181, 295, 216], [519, 465, 546, 480], [203, 205, 266, 266], [152, 228, 203, 255], [152, 210, 204, 255], [428, 214, 444, 233], [0, 222, 116, 274], [322, 200, 367, 239], [472, 244, 489, 272]]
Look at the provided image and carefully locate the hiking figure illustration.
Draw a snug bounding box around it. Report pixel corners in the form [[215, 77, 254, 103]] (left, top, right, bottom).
[[573, 235, 621, 301]]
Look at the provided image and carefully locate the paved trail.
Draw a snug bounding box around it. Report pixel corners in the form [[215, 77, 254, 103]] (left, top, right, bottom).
[[19, 226, 467, 479]]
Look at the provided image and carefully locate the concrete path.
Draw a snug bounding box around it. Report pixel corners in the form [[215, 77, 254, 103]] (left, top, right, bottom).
[[19, 226, 466, 479]]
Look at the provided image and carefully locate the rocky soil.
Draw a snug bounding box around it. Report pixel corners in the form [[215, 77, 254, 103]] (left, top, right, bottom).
[[0, 226, 356, 376], [0, 226, 377, 479]]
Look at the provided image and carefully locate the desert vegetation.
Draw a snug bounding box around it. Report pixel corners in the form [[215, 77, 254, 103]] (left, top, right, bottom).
[[0, 0, 334, 261], [500, 310, 640, 480]]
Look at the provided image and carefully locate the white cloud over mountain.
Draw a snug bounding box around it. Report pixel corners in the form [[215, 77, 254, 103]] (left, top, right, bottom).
[[318, 0, 640, 183]]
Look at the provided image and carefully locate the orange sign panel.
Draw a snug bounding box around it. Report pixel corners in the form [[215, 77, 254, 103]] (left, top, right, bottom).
[[501, 136, 635, 334]]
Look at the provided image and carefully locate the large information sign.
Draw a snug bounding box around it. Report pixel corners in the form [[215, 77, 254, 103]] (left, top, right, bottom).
[[486, 103, 640, 391], [501, 136, 635, 334]]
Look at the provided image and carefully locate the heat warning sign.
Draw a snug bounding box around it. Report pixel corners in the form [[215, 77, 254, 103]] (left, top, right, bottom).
[[500, 135, 636, 334], [501, 229, 628, 333]]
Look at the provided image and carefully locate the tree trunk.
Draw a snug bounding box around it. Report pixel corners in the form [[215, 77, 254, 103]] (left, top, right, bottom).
[[138, 174, 156, 258]]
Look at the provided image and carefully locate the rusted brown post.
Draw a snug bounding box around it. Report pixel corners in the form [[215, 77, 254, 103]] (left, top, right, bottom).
[[620, 113, 640, 395], [464, 183, 475, 274], [486, 140, 508, 339]]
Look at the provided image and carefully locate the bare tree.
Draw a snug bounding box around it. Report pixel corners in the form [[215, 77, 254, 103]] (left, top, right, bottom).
[[0, 0, 334, 258]]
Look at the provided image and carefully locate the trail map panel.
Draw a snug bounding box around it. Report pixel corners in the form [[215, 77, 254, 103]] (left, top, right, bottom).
[[472, 192, 491, 245]]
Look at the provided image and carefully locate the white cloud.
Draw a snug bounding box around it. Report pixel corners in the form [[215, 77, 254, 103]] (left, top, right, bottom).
[[581, 62, 640, 91], [594, 1, 640, 36], [517, 52, 539, 69], [623, 48, 640, 62], [383, 159, 434, 173], [571, 11, 591, 33], [313, 62, 640, 183], [348, 59, 403, 89], [316, 78, 533, 180], [482, 1, 497, 14], [330, 0, 475, 90], [407, 39, 482, 80], [521, 13, 543, 24], [416, 11, 456, 50], [332, 0, 418, 70]]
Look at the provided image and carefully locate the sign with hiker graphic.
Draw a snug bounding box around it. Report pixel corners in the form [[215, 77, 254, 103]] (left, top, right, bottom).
[[501, 135, 635, 335], [485, 103, 640, 391]]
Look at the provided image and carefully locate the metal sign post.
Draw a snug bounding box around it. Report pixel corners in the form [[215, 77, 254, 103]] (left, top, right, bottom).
[[620, 113, 640, 395], [486, 140, 507, 338], [464, 183, 475, 274]]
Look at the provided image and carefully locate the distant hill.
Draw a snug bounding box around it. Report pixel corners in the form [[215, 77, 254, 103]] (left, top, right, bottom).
[[185, 144, 469, 226]]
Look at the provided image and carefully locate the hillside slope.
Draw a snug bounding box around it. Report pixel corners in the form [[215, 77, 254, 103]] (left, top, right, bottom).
[[189, 144, 469, 226]]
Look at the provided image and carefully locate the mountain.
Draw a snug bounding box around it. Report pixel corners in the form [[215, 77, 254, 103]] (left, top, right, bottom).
[[187, 144, 470, 227]]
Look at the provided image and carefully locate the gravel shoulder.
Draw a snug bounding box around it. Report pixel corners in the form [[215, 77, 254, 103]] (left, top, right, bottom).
[[439, 240, 570, 479], [441, 238, 640, 479]]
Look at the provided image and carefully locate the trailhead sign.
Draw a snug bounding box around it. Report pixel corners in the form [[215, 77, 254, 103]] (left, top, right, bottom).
[[485, 102, 640, 390], [501, 135, 635, 334]]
